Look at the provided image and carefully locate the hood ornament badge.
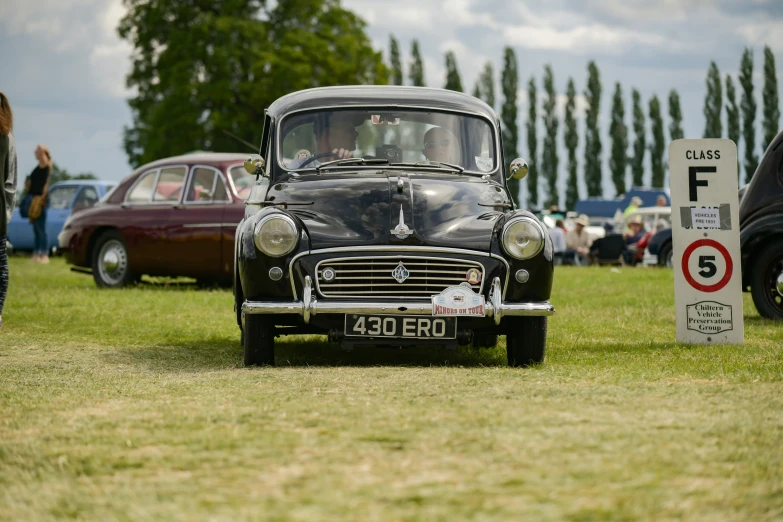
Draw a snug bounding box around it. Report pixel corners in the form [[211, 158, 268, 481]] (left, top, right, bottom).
[[391, 206, 414, 239]]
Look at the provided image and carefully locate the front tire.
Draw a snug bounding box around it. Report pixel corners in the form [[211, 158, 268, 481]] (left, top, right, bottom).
[[505, 316, 547, 367], [243, 314, 275, 366], [750, 241, 783, 320], [91, 230, 134, 288]]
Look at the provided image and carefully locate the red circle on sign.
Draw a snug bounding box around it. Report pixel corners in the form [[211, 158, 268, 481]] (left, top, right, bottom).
[[681, 239, 733, 293]]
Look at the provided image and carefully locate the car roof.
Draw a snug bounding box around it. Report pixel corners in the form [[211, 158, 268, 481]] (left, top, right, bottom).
[[136, 152, 248, 171], [266, 85, 498, 123]]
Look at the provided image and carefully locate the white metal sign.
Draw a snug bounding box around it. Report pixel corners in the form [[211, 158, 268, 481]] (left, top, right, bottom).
[[669, 139, 743, 344]]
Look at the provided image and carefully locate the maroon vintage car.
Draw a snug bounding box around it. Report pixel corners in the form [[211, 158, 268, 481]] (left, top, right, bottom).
[[59, 152, 256, 287]]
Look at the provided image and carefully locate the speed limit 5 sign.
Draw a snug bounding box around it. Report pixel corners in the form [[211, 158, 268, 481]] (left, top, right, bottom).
[[669, 139, 743, 344]]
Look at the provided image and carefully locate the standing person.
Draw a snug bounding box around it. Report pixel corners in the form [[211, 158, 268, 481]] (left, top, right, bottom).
[[0, 92, 18, 328], [27, 144, 52, 263]]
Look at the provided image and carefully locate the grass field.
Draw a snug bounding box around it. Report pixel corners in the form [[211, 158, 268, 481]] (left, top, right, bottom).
[[1, 257, 781, 521]]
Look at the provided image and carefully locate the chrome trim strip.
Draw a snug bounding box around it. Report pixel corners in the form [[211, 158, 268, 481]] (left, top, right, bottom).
[[182, 223, 224, 228], [314, 255, 484, 299], [276, 105, 501, 177], [289, 246, 510, 300], [242, 297, 554, 318]]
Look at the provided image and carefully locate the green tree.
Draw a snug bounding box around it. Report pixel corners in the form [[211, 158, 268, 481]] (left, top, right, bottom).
[[541, 65, 559, 208], [50, 163, 98, 184], [763, 45, 780, 151], [118, 0, 387, 167], [668, 89, 684, 141], [725, 74, 740, 174], [584, 61, 602, 197], [564, 78, 579, 210], [703, 61, 722, 138], [472, 82, 481, 99], [389, 34, 403, 86], [480, 61, 495, 109], [631, 89, 646, 187], [609, 82, 628, 196], [526, 76, 538, 207], [501, 47, 520, 202], [444, 51, 463, 92], [648, 95, 665, 188], [409, 40, 425, 86], [739, 48, 758, 182]]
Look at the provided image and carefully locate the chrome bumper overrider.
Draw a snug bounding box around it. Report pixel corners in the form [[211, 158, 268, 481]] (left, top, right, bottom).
[[241, 276, 554, 325]]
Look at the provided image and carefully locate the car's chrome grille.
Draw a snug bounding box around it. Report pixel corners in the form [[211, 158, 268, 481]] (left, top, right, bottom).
[[315, 256, 483, 299]]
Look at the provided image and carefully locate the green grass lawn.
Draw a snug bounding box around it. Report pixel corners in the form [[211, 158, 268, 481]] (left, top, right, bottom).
[[1, 257, 781, 521]]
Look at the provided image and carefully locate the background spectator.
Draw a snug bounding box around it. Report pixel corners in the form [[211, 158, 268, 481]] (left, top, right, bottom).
[[623, 196, 643, 216], [657, 195, 668, 207], [565, 213, 593, 265], [549, 218, 567, 265], [623, 215, 647, 264], [26, 144, 52, 263]]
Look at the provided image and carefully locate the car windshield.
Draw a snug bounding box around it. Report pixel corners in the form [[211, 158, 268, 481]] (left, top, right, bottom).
[[279, 109, 496, 173]]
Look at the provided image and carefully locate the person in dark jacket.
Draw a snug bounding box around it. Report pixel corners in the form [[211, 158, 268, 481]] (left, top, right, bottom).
[[26, 144, 52, 263], [0, 92, 18, 328]]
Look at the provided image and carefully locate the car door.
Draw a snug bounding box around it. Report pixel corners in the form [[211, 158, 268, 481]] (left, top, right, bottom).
[[163, 165, 227, 279], [46, 185, 80, 252], [122, 166, 188, 275]]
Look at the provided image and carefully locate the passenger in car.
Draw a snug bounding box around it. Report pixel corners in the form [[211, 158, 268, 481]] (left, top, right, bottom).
[[422, 127, 459, 164]]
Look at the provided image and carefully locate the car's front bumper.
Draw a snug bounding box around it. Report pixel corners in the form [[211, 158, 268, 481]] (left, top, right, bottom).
[[241, 276, 554, 325]]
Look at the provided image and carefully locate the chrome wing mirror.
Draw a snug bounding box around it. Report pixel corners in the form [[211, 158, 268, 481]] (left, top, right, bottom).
[[244, 155, 266, 176], [508, 158, 528, 180]]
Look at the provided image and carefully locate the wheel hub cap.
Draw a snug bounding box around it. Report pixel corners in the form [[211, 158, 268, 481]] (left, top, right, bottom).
[[103, 250, 120, 273], [776, 270, 783, 298]]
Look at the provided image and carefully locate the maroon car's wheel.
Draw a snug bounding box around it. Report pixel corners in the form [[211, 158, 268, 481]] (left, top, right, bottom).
[[750, 241, 783, 320], [243, 314, 275, 366], [91, 230, 134, 288], [506, 316, 547, 367]]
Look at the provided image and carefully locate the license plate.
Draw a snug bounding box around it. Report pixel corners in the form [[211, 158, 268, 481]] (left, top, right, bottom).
[[344, 314, 457, 339]]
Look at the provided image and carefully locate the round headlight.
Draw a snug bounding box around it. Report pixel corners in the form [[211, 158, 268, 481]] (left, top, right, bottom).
[[253, 215, 298, 257], [502, 218, 544, 260]]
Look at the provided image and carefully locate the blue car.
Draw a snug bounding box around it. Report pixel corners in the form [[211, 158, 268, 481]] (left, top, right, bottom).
[[7, 181, 115, 253]]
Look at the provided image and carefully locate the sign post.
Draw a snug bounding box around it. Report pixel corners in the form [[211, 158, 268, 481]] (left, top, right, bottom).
[[669, 139, 743, 344]]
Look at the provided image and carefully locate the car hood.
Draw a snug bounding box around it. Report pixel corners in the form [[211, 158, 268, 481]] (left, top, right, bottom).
[[265, 171, 509, 251]]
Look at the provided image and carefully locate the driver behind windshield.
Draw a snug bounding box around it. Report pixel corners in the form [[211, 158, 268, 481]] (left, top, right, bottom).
[[422, 127, 459, 164], [288, 113, 361, 168]]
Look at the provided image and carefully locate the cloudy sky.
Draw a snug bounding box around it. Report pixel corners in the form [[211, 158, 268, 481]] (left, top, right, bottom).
[[1, 0, 782, 204]]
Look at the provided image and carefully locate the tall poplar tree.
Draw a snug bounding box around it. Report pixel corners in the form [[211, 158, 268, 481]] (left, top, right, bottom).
[[725, 75, 740, 166], [501, 47, 520, 202], [584, 61, 602, 197], [763, 45, 780, 151], [564, 78, 579, 210], [631, 89, 646, 187], [668, 90, 684, 141], [703, 61, 723, 138], [444, 51, 463, 92], [409, 40, 425, 87], [648, 95, 665, 188], [480, 61, 495, 109], [609, 83, 628, 196], [526, 76, 538, 207], [389, 34, 403, 85], [541, 65, 559, 208], [740, 48, 758, 182], [472, 83, 482, 99]]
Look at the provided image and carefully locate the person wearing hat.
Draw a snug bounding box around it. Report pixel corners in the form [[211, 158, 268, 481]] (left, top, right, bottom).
[[288, 112, 362, 168], [565, 213, 593, 265], [623, 214, 648, 264], [623, 196, 643, 217]]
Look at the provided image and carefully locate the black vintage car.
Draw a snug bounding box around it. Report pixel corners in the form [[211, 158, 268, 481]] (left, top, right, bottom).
[[234, 86, 555, 366], [740, 129, 783, 319]]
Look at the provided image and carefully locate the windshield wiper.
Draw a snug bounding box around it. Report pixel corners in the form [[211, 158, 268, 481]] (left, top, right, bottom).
[[315, 157, 390, 172], [391, 161, 465, 173]]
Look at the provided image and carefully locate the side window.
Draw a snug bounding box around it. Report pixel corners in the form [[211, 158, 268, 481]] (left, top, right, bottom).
[[229, 166, 255, 200], [153, 166, 187, 202], [73, 187, 99, 210], [127, 171, 157, 203], [213, 173, 228, 201], [185, 167, 218, 203], [48, 187, 79, 209]]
